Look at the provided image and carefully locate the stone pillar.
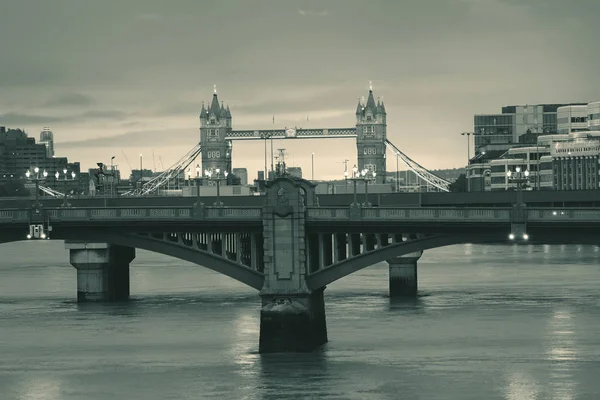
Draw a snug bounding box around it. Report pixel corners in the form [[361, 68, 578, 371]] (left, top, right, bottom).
[[259, 177, 327, 353], [387, 251, 422, 297], [66, 241, 135, 302], [259, 287, 327, 353]]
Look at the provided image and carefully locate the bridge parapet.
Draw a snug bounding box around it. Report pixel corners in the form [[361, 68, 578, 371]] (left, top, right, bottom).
[[0, 206, 263, 224], [527, 208, 600, 221], [306, 207, 512, 222]]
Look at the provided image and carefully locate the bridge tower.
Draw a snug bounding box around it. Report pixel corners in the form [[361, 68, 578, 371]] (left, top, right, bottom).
[[200, 87, 232, 176], [355, 84, 387, 184]]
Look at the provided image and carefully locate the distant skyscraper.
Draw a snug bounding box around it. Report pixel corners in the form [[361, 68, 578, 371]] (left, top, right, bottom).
[[232, 168, 248, 185], [287, 167, 302, 178], [39, 127, 54, 157]]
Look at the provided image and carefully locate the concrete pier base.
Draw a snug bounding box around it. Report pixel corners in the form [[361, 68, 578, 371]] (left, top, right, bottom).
[[387, 251, 422, 297], [66, 242, 135, 302], [259, 288, 327, 353]]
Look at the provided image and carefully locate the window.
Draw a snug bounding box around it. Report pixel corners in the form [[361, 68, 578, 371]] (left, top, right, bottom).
[[210, 118, 216, 124], [366, 115, 373, 121], [363, 147, 377, 155], [363, 126, 374, 134], [207, 150, 221, 158]]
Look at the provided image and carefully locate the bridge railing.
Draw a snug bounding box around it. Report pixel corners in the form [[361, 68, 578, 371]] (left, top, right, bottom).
[[527, 208, 600, 221], [306, 207, 600, 223], [0, 206, 263, 223], [306, 207, 512, 221]]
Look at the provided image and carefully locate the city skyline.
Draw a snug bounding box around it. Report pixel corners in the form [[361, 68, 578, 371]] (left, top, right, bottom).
[[1, 0, 600, 179]]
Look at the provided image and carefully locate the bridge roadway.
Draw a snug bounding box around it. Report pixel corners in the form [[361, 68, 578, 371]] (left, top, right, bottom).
[[2, 188, 600, 209], [2, 180, 600, 353]]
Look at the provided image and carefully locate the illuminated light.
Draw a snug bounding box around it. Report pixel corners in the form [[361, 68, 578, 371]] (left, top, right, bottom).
[[552, 211, 557, 216], [524, 170, 530, 177], [523, 233, 529, 240], [40, 233, 46, 239], [516, 166, 521, 173], [509, 233, 515, 240], [26, 234, 32, 239]]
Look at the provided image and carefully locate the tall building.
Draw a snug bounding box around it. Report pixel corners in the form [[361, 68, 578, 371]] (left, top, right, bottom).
[[39, 127, 54, 157], [355, 87, 387, 183], [473, 103, 587, 155], [287, 167, 302, 179], [199, 88, 232, 176], [232, 167, 248, 185], [469, 100, 600, 191], [0, 126, 81, 189], [557, 105, 588, 134]]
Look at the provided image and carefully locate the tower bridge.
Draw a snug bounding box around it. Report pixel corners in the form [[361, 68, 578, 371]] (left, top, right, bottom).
[[125, 85, 451, 196]]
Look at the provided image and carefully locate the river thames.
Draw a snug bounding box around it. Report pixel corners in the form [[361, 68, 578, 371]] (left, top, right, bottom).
[[1, 240, 599, 399]]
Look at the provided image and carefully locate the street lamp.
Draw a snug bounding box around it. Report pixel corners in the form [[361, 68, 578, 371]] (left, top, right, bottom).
[[506, 166, 529, 205], [195, 164, 201, 202], [205, 168, 228, 207], [25, 167, 48, 204], [461, 132, 472, 192], [345, 165, 375, 207], [56, 169, 76, 207], [139, 153, 143, 189]]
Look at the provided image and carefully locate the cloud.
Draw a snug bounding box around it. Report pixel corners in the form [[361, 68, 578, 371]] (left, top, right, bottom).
[[0, 112, 65, 125], [80, 110, 130, 121], [298, 9, 328, 17], [42, 93, 94, 107], [58, 128, 194, 148], [135, 13, 161, 21]]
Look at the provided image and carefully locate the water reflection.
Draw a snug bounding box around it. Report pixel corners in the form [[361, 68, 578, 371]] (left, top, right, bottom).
[[544, 308, 578, 399], [257, 351, 331, 400], [18, 375, 63, 400], [504, 371, 540, 400]]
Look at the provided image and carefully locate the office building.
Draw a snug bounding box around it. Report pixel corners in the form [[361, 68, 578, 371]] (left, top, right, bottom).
[[0, 126, 81, 190], [232, 167, 248, 185], [39, 127, 55, 157], [473, 103, 586, 155], [557, 105, 588, 134], [287, 167, 302, 179]]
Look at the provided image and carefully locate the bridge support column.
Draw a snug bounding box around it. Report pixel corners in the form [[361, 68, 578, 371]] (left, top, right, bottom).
[[259, 287, 327, 353], [66, 241, 135, 302], [259, 177, 326, 353], [387, 251, 422, 297]]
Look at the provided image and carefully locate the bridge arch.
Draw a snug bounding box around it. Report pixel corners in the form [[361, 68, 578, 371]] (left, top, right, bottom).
[[305, 232, 506, 290], [0, 231, 264, 290]]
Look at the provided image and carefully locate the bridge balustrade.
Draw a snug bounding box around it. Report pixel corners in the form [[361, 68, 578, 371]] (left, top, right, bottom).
[[306, 207, 512, 222], [527, 208, 600, 221]]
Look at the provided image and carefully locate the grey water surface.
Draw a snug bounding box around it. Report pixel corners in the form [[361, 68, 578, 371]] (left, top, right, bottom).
[[1, 241, 600, 400]]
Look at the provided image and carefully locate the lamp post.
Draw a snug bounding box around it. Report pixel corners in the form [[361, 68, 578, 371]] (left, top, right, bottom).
[[205, 168, 228, 207], [139, 153, 143, 189], [195, 164, 201, 202], [344, 165, 360, 207], [395, 152, 400, 192], [506, 166, 529, 205], [344, 165, 374, 207], [56, 169, 76, 207], [461, 132, 471, 192], [25, 167, 48, 204], [364, 170, 375, 207]]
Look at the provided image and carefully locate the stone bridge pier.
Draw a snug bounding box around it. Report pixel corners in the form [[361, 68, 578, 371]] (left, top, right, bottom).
[[66, 241, 135, 302], [259, 177, 327, 353], [387, 247, 423, 297]]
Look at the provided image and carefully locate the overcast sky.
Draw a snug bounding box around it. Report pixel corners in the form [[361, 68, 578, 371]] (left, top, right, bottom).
[[1, 0, 599, 179]]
